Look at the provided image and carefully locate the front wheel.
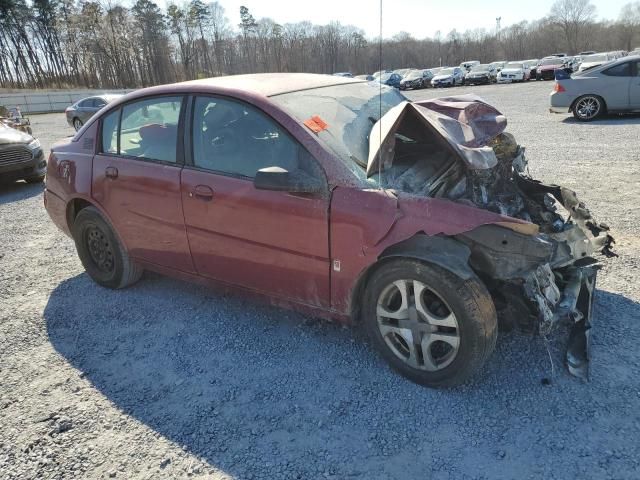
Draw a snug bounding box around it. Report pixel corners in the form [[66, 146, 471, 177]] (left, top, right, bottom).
[[72, 206, 143, 289], [363, 259, 497, 387], [73, 118, 83, 131], [572, 95, 603, 122]]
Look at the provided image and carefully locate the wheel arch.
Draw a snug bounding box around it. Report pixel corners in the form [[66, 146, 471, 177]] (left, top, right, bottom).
[[66, 197, 94, 231], [349, 234, 475, 323]]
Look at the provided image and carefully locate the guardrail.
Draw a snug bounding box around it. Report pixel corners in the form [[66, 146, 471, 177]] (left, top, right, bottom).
[[0, 90, 132, 114]]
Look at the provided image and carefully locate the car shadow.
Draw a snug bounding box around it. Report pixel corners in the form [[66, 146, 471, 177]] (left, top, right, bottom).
[[0, 180, 43, 205], [561, 112, 640, 125], [44, 272, 640, 478]]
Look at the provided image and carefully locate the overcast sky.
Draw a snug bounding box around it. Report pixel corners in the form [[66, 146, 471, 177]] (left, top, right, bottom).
[[156, 0, 630, 39]]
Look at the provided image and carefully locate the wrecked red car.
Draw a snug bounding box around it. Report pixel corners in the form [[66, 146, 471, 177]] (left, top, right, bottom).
[[44, 74, 614, 387]]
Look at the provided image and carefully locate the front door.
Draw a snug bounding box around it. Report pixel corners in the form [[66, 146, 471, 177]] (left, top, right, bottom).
[[92, 95, 194, 273], [181, 95, 331, 306]]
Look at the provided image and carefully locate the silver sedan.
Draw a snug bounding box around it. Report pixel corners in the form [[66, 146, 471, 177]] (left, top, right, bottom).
[[65, 94, 123, 131], [549, 56, 640, 121]]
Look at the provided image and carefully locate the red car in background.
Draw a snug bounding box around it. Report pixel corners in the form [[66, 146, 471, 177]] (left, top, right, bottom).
[[536, 57, 570, 80], [44, 74, 613, 387]]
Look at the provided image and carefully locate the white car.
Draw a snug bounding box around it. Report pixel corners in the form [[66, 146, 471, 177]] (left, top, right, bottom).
[[578, 53, 613, 73], [497, 62, 530, 83]]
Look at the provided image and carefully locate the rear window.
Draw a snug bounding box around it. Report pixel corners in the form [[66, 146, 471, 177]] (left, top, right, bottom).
[[602, 63, 631, 77]]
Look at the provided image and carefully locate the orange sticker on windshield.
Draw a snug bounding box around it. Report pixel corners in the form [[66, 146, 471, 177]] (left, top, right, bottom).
[[304, 115, 328, 133]]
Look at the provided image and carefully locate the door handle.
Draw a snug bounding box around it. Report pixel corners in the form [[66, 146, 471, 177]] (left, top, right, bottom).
[[105, 166, 118, 179], [190, 185, 214, 201]]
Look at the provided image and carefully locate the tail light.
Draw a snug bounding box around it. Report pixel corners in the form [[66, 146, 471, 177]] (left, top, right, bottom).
[[553, 82, 566, 93]]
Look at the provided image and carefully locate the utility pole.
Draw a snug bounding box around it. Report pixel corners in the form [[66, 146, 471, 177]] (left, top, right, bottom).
[[496, 17, 502, 41]]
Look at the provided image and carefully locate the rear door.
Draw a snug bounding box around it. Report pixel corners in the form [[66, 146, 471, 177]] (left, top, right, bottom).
[[180, 95, 331, 306], [92, 95, 195, 273]]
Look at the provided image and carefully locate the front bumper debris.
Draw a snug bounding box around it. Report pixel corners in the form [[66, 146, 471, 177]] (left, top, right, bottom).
[[524, 262, 598, 380]]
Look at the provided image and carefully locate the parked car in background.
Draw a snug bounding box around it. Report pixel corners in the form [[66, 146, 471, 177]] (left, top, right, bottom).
[[333, 72, 353, 77], [0, 106, 32, 135], [579, 51, 596, 56], [394, 68, 413, 78], [0, 122, 45, 184], [354, 74, 374, 81], [550, 56, 640, 121], [378, 71, 403, 88], [490, 61, 507, 72], [431, 67, 465, 87], [524, 59, 539, 79], [460, 61, 480, 72], [65, 94, 122, 131], [577, 53, 613, 72], [43, 73, 614, 386], [463, 64, 497, 85], [536, 57, 569, 80], [551, 53, 567, 57], [372, 69, 393, 78], [497, 62, 530, 83], [399, 69, 434, 90]]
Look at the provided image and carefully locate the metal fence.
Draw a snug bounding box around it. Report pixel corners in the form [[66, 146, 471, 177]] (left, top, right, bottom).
[[0, 90, 132, 114]]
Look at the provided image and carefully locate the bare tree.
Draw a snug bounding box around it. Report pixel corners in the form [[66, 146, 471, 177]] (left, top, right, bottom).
[[550, 0, 597, 53]]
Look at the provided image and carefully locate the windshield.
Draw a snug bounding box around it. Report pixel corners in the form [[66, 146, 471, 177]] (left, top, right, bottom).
[[582, 54, 608, 62], [405, 70, 422, 79], [505, 62, 523, 69], [540, 58, 562, 66], [439, 68, 455, 75], [271, 82, 406, 181], [471, 64, 490, 72]]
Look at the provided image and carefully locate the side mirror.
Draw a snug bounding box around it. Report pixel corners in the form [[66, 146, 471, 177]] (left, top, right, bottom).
[[254, 166, 324, 193]]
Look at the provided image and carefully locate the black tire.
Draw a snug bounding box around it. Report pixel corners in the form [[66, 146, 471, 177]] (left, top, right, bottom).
[[73, 118, 83, 131], [363, 259, 497, 388], [572, 95, 604, 122], [25, 175, 45, 184], [72, 206, 143, 289]]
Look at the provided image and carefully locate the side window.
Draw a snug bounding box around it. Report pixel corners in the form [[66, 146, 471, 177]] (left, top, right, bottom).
[[100, 109, 119, 154], [602, 63, 631, 77], [191, 96, 322, 179], [120, 96, 182, 163], [95, 98, 107, 108]]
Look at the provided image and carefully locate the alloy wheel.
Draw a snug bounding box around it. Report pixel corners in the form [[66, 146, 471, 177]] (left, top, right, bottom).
[[575, 96, 601, 120], [376, 279, 460, 371], [73, 118, 83, 131]]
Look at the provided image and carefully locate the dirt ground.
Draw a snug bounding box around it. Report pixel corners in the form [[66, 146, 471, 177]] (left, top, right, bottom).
[[1, 80, 639, 479]]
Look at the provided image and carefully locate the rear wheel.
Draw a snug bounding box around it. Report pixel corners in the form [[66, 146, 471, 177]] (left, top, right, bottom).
[[73, 118, 83, 131], [572, 95, 603, 122], [72, 206, 143, 289], [363, 259, 497, 387]]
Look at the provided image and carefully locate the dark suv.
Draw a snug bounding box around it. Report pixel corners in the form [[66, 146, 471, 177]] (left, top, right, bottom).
[[0, 123, 46, 184]]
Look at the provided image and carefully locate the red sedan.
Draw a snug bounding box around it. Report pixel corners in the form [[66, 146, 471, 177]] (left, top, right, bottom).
[[44, 74, 613, 387]]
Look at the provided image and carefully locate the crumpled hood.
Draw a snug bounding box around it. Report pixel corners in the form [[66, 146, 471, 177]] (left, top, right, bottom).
[[0, 125, 33, 145], [367, 95, 507, 176]]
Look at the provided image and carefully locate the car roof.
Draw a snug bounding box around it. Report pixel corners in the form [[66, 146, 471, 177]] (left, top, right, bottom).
[[180, 73, 364, 97]]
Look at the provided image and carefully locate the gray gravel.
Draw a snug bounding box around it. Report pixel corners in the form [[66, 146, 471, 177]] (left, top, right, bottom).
[[1, 80, 639, 479]]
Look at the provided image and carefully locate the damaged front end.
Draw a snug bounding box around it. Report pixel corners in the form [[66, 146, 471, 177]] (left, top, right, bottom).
[[367, 95, 615, 380]]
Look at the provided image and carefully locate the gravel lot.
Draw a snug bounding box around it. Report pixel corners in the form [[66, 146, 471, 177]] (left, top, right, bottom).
[[1, 80, 639, 480]]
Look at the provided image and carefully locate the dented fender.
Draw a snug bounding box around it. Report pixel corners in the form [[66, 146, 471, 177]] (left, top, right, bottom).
[[329, 186, 538, 314]]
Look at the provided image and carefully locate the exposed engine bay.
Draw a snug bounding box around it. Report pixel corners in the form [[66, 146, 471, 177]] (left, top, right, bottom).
[[367, 96, 616, 380]]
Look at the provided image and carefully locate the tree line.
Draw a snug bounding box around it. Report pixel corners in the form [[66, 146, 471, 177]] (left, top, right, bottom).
[[1, 0, 639, 89]]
